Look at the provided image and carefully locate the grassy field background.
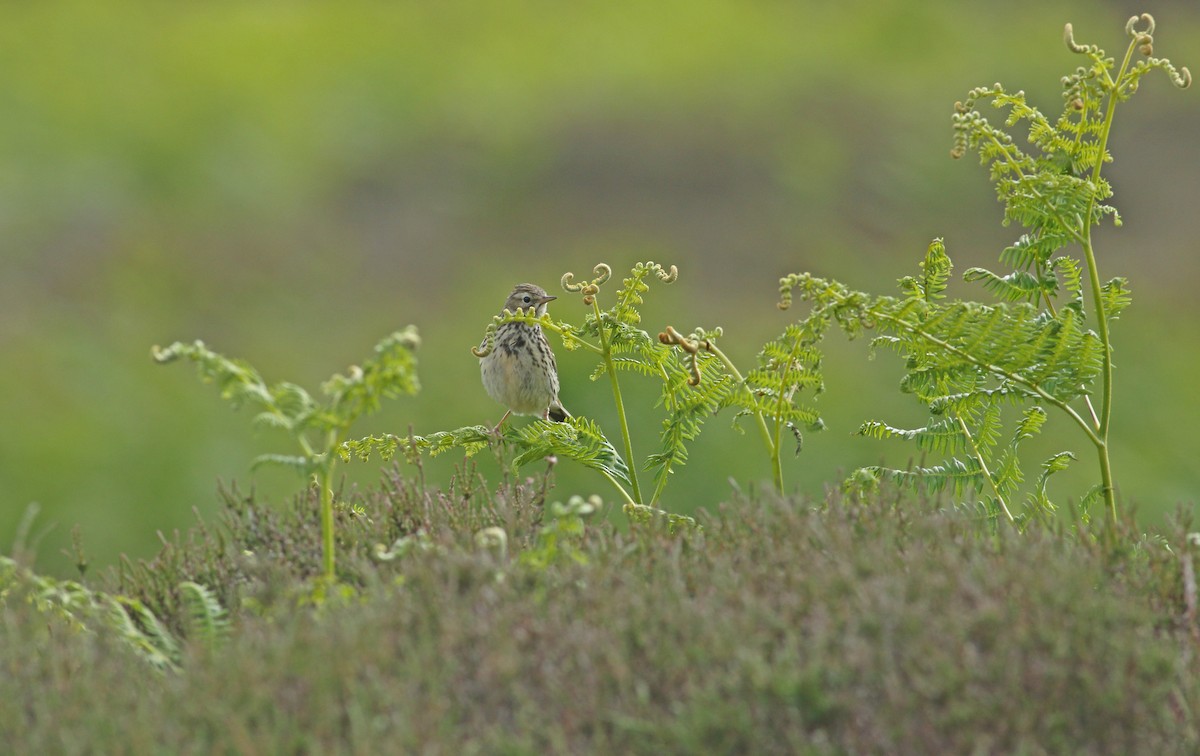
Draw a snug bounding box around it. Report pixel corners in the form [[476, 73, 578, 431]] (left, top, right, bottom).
[[2, 0, 1198, 575]]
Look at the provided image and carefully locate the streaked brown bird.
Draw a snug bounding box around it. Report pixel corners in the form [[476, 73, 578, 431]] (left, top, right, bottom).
[[478, 283, 569, 430]]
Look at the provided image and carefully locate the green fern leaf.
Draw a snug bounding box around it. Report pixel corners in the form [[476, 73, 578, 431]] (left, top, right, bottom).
[[251, 454, 317, 475], [963, 267, 1053, 303], [857, 417, 965, 455], [920, 239, 953, 302], [109, 596, 181, 670], [178, 581, 229, 648], [856, 456, 984, 498], [508, 416, 631, 486], [1100, 277, 1132, 321], [323, 326, 420, 423], [1025, 450, 1076, 517]]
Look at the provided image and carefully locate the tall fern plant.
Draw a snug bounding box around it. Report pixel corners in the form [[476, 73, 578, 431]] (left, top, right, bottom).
[[154, 328, 421, 582], [781, 15, 1189, 525]]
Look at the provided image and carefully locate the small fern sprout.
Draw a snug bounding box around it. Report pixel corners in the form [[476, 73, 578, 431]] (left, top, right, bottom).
[[561, 263, 612, 303], [777, 276, 796, 311], [658, 325, 708, 386], [471, 321, 498, 358], [650, 262, 679, 284], [1125, 13, 1153, 40], [1063, 23, 1097, 56]]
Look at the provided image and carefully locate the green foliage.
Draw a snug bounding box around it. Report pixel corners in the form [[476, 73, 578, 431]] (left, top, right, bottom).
[[346, 261, 830, 513], [780, 16, 1190, 525], [154, 327, 421, 581], [341, 425, 493, 464], [1, 554, 229, 671], [509, 416, 631, 486], [622, 501, 700, 534], [5, 479, 1198, 753], [517, 495, 599, 569], [178, 581, 230, 650], [347, 262, 733, 511]]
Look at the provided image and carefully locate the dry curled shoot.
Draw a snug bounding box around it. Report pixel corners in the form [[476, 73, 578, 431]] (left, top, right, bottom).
[[658, 325, 713, 385]]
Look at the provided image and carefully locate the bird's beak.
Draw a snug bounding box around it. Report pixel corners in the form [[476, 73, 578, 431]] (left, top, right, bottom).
[[539, 295, 557, 305]]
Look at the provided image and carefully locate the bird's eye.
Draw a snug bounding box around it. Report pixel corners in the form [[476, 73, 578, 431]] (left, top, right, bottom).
[[522, 295, 532, 304]]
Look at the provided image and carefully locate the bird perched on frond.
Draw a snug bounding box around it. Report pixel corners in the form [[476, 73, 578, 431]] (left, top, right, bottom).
[[478, 283, 569, 431]]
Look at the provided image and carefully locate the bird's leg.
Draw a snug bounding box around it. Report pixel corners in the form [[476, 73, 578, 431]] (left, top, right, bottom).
[[539, 408, 559, 465], [491, 410, 512, 436]]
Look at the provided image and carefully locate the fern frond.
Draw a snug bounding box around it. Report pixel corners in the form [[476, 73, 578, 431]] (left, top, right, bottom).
[[607, 320, 659, 352], [610, 261, 678, 326], [340, 426, 493, 464], [323, 326, 421, 424], [340, 434, 403, 462], [1100, 277, 1132, 321], [418, 426, 494, 458], [856, 456, 985, 498], [622, 503, 700, 534], [251, 454, 317, 476], [109, 596, 181, 670], [178, 581, 229, 648], [1025, 450, 1076, 518], [926, 384, 1031, 416], [508, 416, 631, 486], [1000, 231, 1072, 271], [1053, 256, 1085, 313], [152, 340, 277, 412], [963, 267, 1053, 304], [857, 417, 966, 455], [1013, 405, 1048, 441], [920, 239, 953, 302], [646, 369, 734, 493], [598, 356, 667, 380]]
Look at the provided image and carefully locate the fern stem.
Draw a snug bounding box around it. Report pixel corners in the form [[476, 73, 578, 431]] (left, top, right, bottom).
[[955, 415, 1014, 522], [1074, 35, 1139, 523], [537, 317, 604, 355], [603, 470, 637, 507], [705, 342, 782, 493], [649, 468, 671, 507], [594, 302, 643, 505], [767, 349, 804, 496], [318, 459, 336, 582]]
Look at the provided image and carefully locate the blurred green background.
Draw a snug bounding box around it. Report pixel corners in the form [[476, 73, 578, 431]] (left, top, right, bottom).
[[3, 0, 1197, 575]]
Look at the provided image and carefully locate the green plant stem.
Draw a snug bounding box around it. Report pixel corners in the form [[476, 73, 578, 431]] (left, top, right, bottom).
[[954, 415, 1014, 521], [318, 469, 335, 581], [767, 340, 811, 496], [600, 470, 637, 507], [1073, 35, 1138, 524], [513, 312, 605, 355], [706, 342, 782, 493], [1079, 235, 1116, 522], [593, 303, 643, 505], [318, 430, 339, 582]]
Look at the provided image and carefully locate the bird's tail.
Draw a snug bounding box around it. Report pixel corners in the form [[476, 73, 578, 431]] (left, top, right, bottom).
[[547, 401, 570, 423]]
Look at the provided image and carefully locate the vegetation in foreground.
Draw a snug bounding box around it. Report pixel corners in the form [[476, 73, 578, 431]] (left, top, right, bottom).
[[3, 468, 1198, 753]]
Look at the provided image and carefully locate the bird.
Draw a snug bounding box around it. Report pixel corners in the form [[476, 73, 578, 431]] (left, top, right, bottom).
[[478, 283, 569, 431]]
